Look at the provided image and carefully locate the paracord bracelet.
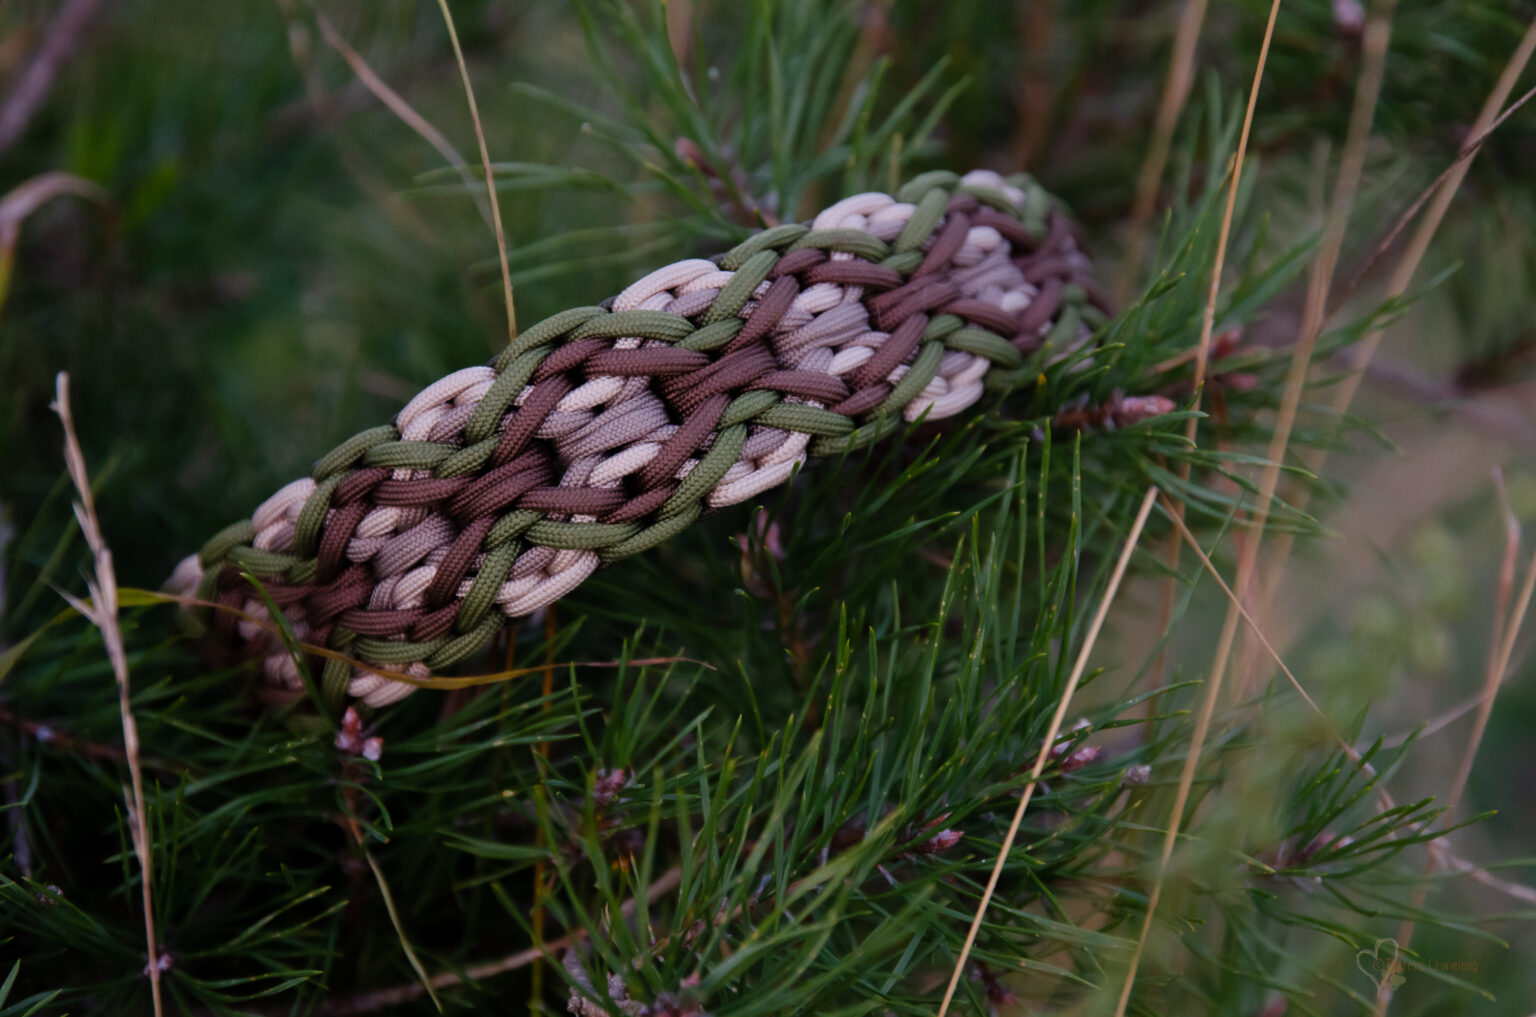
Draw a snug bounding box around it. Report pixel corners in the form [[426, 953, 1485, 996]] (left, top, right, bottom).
[[170, 169, 1110, 709]]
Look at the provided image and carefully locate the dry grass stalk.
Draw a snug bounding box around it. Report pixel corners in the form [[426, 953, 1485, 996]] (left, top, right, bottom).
[[1376, 486, 1536, 1016], [0, 0, 107, 154], [50, 372, 163, 1017], [1333, 15, 1536, 418], [311, 11, 492, 228], [1148, 0, 1274, 699], [1118, 0, 1210, 305], [1112, 9, 1284, 1005], [433, 0, 518, 342], [1255, 11, 1536, 685], [937, 486, 1160, 1017], [1166, 494, 1536, 911], [1229, 0, 1398, 701]]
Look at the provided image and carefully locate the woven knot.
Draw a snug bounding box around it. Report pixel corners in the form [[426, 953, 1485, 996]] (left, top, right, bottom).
[[172, 169, 1112, 709]]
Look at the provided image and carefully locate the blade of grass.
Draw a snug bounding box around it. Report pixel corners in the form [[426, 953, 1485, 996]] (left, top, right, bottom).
[[344, 816, 442, 1013], [1150, 0, 1279, 707], [937, 485, 1158, 1017]]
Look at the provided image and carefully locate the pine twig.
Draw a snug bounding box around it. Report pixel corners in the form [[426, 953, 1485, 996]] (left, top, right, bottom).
[[937, 485, 1159, 1017], [50, 372, 163, 1017]]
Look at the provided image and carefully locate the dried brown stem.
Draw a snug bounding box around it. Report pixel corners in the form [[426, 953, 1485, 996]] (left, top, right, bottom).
[[939, 486, 1159, 1017], [1258, 11, 1536, 690], [1119, 0, 1210, 305], [433, 0, 518, 343], [1166, 497, 1536, 910], [316, 866, 684, 1015], [1380, 484, 1536, 1016], [312, 10, 491, 228], [1232, 0, 1399, 702], [1330, 79, 1536, 317], [0, 0, 108, 154], [51, 372, 162, 1017], [1331, 17, 1536, 421], [1111, 15, 1282, 1009]]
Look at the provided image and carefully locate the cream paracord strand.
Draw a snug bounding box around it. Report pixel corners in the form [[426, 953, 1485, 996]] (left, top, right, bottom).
[[171, 170, 1111, 709]]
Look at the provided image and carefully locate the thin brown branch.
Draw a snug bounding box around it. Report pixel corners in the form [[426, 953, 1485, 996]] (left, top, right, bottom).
[[51, 372, 163, 1017], [316, 866, 684, 1015], [939, 486, 1159, 1017], [0, 0, 108, 154], [0, 705, 185, 775]]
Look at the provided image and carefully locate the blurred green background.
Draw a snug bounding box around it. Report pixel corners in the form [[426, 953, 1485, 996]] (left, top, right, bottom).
[[2, 0, 1534, 1012]]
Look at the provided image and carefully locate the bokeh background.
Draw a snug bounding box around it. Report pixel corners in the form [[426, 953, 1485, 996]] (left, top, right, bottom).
[[3, 0, 1534, 1012]]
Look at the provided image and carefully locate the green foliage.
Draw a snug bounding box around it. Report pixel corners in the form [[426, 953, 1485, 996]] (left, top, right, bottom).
[[2, 1, 1530, 1015]]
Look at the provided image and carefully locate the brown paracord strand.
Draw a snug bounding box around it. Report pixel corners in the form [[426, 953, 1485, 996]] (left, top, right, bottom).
[[170, 169, 1112, 709]]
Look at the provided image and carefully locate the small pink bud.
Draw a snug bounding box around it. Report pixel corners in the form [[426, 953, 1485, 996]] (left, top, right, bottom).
[[922, 828, 963, 853], [1333, 0, 1366, 34]]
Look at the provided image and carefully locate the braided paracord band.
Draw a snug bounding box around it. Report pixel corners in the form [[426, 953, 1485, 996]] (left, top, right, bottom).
[[170, 169, 1111, 709]]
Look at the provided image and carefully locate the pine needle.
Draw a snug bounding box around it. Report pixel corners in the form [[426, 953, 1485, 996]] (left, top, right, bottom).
[[937, 485, 1159, 1017], [345, 817, 442, 1013]]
